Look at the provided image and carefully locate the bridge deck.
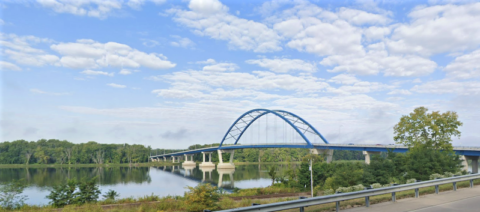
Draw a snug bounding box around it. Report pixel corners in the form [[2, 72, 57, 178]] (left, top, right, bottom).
[[151, 143, 480, 158]]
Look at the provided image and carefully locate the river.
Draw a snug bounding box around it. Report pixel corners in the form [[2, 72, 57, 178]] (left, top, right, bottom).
[[0, 164, 292, 206]]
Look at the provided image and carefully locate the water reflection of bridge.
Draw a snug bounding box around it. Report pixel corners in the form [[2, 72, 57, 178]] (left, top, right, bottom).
[[152, 165, 235, 189]]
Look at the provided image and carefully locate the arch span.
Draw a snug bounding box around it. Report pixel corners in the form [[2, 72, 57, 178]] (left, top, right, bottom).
[[219, 109, 329, 148]]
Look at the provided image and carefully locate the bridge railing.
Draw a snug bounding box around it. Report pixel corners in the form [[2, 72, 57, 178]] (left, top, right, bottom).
[[217, 173, 480, 212]]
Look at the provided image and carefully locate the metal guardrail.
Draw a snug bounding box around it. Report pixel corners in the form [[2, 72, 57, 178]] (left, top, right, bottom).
[[218, 173, 480, 212]]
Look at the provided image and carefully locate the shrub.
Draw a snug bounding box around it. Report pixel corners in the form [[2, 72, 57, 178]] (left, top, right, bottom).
[[184, 183, 220, 212], [429, 173, 444, 180], [443, 172, 454, 177], [323, 189, 334, 195], [371, 183, 382, 189], [102, 189, 119, 201], [406, 179, 417, 184], [351, 184, 364, 191], [335, 186, 352, 193], [46, 178, 101, 207]]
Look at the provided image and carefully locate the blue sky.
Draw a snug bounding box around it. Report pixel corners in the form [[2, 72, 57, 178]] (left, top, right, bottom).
[[2, 0, 480, 149]]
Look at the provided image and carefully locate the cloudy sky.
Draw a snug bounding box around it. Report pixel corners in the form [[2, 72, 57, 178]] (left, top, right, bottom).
[[1, 0, 480, 149]]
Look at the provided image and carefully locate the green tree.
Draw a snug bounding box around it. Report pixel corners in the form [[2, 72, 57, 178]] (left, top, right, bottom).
[[46, 179, 77, 207], [404, 146, 462, 180], [394, 107, 462, 151], [184, 184, 220, 212], [267, 166, 277, 186]]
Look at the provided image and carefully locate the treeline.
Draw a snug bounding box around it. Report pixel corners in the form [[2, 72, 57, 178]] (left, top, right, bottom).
[[0, 139, 150, 164], [279, 147, 464, 192]]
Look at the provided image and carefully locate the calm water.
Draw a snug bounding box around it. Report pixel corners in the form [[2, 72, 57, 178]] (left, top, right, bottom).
[[0, 164, 291, 206]]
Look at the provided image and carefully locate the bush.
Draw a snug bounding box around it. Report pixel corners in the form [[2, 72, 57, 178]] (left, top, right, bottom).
[[443, 172, 454, 177], [46, 178, 101, 207], [323, 189, 334, 195], [335, 187, 352, 193], [406, 179, 417, 184], [102, 189, 120, 201], [429, 173, 444, 180], [184, 184, 220, 212], [351, 184, 364, 191], [371, 183, 382, 189]]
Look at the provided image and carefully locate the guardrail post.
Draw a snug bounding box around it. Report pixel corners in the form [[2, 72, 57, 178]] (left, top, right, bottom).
[[299, 196, 307, 212], [392, 192, 396, 202], [470, 179, 474, 188], [365, 196, 370, 207], [435, 185, 439, 194], [453, 182, 457, 191], [415, 188, 419, 198], [336, 201, 340, 212]]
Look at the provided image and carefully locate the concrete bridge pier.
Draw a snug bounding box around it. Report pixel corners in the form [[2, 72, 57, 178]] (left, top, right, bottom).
[[163, 156, 166, 162], [310, 149, 334, 163], [217, 150, 235, 169], [182, 154, 196, 167], [217, 168, 235, 187], [200, 166, 215, 182], [461, 156, 479, 173], [363, 151, 380, 164], [199, 151, 215, 167]]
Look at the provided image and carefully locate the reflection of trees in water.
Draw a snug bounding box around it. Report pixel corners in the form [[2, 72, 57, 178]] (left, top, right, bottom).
[[0, 167, 151, 188]]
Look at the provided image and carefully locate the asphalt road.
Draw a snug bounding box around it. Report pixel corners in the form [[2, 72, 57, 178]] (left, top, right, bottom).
[[343, 185, 480, 212]]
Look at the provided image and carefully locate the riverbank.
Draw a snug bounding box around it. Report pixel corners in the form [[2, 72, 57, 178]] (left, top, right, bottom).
[[6, 179, 480, 212]]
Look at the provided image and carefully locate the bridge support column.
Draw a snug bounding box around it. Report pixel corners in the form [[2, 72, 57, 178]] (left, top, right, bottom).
[[163, 157, 166, 162], [217, 150, 235, 169], [363, 151, 380, 165], [182, 154, 196, 167], [310, 149, 334, 163], [462, 156, 479, 173], [172, 156, 176, 163], [199, 152, 215, 167]]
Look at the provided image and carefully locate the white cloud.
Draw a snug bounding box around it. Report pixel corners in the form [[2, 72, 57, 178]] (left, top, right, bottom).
[[0, 19, 4, 25], [388, 3, 480, 55], [329, 74, 359, 85], [202, 62, 238, 72], [337, 7, 390, 25], [444, 49, 480, 79], [168, 0, 282, 52], [412, 79, 480, 95], [245, 58, 316, 73], [30, 88, 70, 96], [0, 61, 22, 71], [320, 43, 437, 76], [51, 39, 176, 69], [196, 58, 216, 64], [363, 26, 391, 41], [81, 70, 114, 76], [388, 89, 412, 95], [107, 83, 127, 88], [274, 94, 396, 110], [127, 0, 166, 10], [119, 69, 139, 75], [170, 35, 195, 48], [141, 39, 160, 48], [37, 0, 122, 19], [37, 0, 166, 18], [1, 33, 59, 66]]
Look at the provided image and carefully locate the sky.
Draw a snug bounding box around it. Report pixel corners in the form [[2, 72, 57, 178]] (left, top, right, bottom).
[[1, 0, 480, 149]]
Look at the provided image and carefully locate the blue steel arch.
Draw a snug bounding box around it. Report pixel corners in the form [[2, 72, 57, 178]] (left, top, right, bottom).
[[218, 109, 329, 148]]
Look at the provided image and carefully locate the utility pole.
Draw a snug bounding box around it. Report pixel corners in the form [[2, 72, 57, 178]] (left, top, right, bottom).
[[310, 158, 313, 197]]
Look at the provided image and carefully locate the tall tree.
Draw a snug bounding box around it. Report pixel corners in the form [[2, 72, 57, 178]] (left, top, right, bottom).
[[394, 107, 462, 151]]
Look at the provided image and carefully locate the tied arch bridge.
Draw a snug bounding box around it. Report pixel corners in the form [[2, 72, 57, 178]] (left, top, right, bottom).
[[151, 109, 480, 173]]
